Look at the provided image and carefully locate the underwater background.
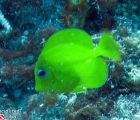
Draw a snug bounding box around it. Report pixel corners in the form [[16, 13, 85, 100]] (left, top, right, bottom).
[[0, 0, 140, 119]]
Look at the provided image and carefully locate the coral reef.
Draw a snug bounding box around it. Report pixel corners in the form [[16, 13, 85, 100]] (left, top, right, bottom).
[[0, 0, 139, 120]]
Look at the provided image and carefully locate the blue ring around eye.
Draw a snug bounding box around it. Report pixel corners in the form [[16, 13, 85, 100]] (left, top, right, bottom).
[[37, 68, 47, 78]]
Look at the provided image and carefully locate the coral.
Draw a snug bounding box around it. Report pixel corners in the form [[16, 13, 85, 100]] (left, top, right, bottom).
[[109, 94, 140, 119], [23, 92, 64, 120], [60, 0, 118, 32], [115, 0, 140, 32], [0, 10, 12, 37], [113, 28, 140, 92], [60, 0, 89, 28]]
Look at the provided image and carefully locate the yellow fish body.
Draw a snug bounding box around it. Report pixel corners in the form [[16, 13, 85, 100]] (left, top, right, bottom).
[[35, 28, 121, 92]]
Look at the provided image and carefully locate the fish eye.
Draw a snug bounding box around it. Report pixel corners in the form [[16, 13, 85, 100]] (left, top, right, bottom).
[[37, 68, 47, 78]]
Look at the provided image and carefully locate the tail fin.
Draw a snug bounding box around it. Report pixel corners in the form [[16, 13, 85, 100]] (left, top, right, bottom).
[[94, 30, 121, 61]]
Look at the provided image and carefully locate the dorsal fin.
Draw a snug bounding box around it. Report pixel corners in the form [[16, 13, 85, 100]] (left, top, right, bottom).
[[42, 28, 94, 52]]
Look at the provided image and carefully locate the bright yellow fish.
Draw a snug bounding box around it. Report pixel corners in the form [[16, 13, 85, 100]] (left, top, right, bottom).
[[35, 28, 121, 92]]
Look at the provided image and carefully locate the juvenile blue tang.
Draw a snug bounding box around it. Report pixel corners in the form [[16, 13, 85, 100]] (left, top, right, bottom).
[[35, 28, 121, 92]]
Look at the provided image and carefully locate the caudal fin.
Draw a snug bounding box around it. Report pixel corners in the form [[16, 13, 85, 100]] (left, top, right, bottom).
[[94, 30, 121, 61]]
